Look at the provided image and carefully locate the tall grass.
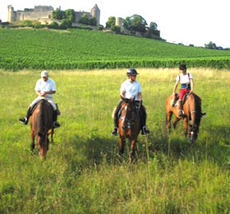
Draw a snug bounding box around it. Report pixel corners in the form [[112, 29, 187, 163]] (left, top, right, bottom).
[[0, 68, 230, 213]]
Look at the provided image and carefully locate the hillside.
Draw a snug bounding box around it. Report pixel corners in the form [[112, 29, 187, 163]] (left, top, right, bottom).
[[0, 28, 230, 70]]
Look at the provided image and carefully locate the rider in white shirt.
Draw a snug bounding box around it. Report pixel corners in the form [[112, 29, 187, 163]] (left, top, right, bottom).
[[112, 68, 150, 135], [19, 70, 60, 128]]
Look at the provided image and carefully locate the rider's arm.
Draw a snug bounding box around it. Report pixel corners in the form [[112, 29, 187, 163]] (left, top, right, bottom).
[[120, 91, 125, 99], [190, 79, 194, 93], [173, 80, 179, 95], [36, 90, 43, 97], [138, 92, 142, 101], [36, 90, 56, 97]]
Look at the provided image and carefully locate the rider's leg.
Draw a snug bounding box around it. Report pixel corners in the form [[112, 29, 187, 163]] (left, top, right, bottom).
[[112, 100, 122, 135], [19, 107, 32, 125], [178, 89, 186, 116], [139, 104, 150, 135], [47, 99, 60, 128], [178, 100, 184, 116], [19, 97, 41, 125]]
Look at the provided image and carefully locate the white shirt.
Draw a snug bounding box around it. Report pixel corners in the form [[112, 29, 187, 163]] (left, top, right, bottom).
[[176, 73, 193, 84], [35, 78, 56, 99], [120, 79, 142, 101]]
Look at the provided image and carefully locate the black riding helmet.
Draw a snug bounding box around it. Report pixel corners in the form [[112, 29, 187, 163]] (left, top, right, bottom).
[[179, 63, 186, 71], [127, 68, 138, 76]]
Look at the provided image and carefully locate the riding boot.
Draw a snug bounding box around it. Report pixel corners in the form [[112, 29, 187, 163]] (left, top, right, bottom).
[[53, 110, 60, 128], [139, 105, 150, 135], [19, 107, 32, 125], [111, 101, 122, 136], [178, 100, 184, 116]]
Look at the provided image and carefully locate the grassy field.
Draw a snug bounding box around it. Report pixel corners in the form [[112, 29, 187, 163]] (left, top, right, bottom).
[[0, 68, 230, 213]]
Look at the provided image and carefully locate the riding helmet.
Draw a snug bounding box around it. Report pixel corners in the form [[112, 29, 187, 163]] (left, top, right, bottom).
[[179, 63, 187, 71], [127, 68, 138, 76]]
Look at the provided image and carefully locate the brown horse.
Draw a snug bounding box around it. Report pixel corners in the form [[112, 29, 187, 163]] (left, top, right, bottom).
[[166, 93, 205, 144], [30, 99, 54, 158], [118, 98, 141, 158]]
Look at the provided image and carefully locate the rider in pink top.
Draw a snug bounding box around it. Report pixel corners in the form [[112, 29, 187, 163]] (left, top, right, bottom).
[[172, 63, 194, 116]]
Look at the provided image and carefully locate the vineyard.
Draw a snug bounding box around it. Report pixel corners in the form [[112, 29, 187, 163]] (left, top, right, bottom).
[[0, 28, 230, 70]]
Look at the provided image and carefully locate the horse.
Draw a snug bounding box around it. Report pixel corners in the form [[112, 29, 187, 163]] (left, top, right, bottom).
[[166, 93, 205, 144], [118, 97, 141, 158], [30, 98, 54, 158]]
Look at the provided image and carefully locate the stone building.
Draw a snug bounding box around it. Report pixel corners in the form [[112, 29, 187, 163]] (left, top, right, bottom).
[[7, 4, 100, 25]]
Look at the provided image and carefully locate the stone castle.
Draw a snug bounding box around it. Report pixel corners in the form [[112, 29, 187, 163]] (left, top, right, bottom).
[[7, 4, 100, 25]]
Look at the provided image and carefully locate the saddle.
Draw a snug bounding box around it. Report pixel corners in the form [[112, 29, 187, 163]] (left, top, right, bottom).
[[172, 93, 190, 107], [31, 99, 61, 115]]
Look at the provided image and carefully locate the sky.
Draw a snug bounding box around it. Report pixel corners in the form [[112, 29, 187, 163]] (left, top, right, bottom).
[[1, 0, 230, 48]]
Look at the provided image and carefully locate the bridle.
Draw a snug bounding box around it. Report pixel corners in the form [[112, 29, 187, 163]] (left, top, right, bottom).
[[120, 102, 136, 129]]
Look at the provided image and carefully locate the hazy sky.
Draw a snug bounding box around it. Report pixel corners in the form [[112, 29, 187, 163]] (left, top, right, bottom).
[[1, 0, 229, 48]]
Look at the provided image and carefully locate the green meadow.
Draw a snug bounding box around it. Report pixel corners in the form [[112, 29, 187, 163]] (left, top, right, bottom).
[[1, 68, 230, 214]]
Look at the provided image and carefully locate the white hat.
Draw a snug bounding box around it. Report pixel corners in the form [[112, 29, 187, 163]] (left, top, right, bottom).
[[41, 70, 48, 78]]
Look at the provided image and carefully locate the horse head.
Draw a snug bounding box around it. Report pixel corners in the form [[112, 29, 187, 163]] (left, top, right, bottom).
[[188, 120, 199, 144], [187, 93, 206, 144], [31, 99, 53, 159], [37, 131, 48, 158]]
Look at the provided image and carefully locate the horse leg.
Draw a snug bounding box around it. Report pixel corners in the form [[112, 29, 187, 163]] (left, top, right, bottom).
[[47, 137, 49, 151], [184, 118, 188, 137], [119, 136, 125, 155], [130, 137, 137, 161], [30, 130, 35, 153], [51, 129, 54, 143], [166, 111, 172, 129], [173, 117, 180, 129]]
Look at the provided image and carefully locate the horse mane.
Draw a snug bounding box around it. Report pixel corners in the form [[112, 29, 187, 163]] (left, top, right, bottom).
[[192, 93, 202, 126], [37, 100, 49, 135]]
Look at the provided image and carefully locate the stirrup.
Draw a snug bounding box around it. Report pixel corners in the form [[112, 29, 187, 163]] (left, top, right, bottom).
[[19, 117, 28, 125], [179, 110, 184, 116], [111, 127, 118, 136], [53, 121, 60, 128], [142, 126, 150, 135]]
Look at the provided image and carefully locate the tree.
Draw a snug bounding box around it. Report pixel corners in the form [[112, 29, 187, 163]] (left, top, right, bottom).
[[34, 22, 42, 29], [89, 17, 97, 26], [48, 22, 59, 29], [52, 8, 65, 20], [123, 14, 147, 33], [79, 13, 89, 25], [205, 41, 217, 49], [23, 20, 32, 26], [111, 26, 121, 34], [59, 19, 72, 29], [65, 9, 75, 22], [105, 16, 115, 28], [149, 22, 157, 30]]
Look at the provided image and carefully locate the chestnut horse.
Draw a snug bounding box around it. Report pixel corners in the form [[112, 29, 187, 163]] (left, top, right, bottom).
[[30, 99, 54, 158], [166, 93, 205, 144], [118, 98, 141, 158]]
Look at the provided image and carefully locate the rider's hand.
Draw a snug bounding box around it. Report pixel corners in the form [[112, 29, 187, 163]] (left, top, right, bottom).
[[40, 92, 46, 97]]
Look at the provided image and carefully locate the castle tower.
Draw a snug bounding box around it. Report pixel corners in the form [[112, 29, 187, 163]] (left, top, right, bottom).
[[115, 17, 124, 27], [91, 4, 100, 25], [7, 5, 15, 22]]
